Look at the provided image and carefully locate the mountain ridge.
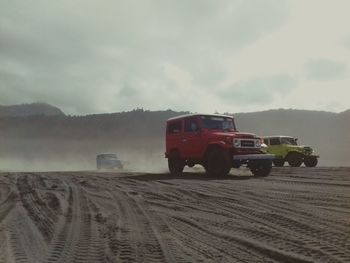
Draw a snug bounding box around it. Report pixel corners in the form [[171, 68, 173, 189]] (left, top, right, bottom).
[[0, 102, 65, 117]]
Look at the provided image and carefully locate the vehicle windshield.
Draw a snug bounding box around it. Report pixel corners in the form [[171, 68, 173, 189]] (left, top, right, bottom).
[[281, 137, 297, 145], [201, 116, 236, 131], [99, 154, 117, 159]]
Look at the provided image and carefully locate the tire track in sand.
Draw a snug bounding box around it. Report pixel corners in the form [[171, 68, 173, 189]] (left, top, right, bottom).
[[1, 168, 350, 262], [16, 174, 57, 242], [46, 185, 105, 263], [107, 187, 173, 262]]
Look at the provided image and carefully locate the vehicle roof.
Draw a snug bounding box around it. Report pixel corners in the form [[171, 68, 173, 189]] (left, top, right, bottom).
[[97, 153, 117, 156], [167, 113, 234, 121], [263, 135, 295, 139]]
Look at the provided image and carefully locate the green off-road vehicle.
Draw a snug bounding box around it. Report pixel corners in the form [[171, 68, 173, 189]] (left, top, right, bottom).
[[263, 136, 319, 167]]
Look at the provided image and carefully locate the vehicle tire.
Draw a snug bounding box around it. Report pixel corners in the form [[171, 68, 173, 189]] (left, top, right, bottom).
[[249, 159, 272, 177], [273, 159, 285, 167], [304, 157, 318, 167], [116, 161, 123, 170], [287, 153, 303, 167], [168, 151, 185, 176], [205, 148, 231, 177]]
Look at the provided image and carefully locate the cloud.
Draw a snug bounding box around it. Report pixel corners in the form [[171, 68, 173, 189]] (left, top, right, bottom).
[[304, 58, 347, 81], [220, 74, 298, 105], [0, 0, 288, 114]]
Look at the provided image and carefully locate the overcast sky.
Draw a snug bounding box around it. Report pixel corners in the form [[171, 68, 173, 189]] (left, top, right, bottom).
[[1, 0, 349, 115]]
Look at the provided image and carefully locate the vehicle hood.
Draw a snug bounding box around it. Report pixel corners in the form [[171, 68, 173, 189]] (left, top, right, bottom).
[[235, 132, 259, 138], [300, 145, 312, 148], [287, 145, 312, 149], [208, 131, 258, 139], [301, 145, 315, 151]]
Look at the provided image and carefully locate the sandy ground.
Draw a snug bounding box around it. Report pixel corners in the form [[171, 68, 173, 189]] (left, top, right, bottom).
[[0, 167, 349, 263]]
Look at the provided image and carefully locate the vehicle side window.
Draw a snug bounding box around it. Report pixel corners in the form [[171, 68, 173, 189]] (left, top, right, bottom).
[[184, 117, 199, 132], [263, 138, 269, 145], [270, 138, 281, 145], [167, 121, 182, 134]]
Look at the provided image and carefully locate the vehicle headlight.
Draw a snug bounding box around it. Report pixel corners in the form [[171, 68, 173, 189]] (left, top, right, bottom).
[[234, 139, 241, 147], [255, 139, 261, 148]]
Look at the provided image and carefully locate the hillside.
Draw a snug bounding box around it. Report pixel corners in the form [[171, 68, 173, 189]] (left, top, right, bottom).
[[0, 107, 349, 170], [0, 103, 65, 117]]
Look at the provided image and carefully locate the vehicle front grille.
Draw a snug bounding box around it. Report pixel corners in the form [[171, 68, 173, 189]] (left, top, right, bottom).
[[304, 147, 313, 155], [241, 140, 255, 148]]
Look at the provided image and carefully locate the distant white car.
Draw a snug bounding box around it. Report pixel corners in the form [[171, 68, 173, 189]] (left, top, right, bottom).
[[96, 154, 123, 170]]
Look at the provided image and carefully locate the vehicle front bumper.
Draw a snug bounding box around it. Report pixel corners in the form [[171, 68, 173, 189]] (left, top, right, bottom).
[[233, 154, 275, 161]]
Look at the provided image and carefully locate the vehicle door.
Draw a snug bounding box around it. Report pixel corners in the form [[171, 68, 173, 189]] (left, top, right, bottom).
[[182, 117, 202, 158], [267, 137, 283, 158], [166, 120, 183, 155]]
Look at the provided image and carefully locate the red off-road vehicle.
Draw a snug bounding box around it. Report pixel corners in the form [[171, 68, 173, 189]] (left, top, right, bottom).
[[165, 114, 274, 177]]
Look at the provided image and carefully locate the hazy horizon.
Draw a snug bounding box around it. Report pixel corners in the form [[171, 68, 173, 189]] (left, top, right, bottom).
[[1, 107, 349, 170], [1, 102, 349, 116]]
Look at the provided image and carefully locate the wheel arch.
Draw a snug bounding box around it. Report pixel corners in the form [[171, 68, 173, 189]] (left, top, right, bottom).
[[286, 151, 304, 160], [205, 142, 226, 154], [203, 142, 228, 166], [168, 148, 181, 158]]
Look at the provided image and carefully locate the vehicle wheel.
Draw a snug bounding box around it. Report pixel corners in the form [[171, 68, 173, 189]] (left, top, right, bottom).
[[205, 148, 231, 177], [287, 153, 303, 167], [168, 151, 185, 176], [273, 159, 285, 167], [116, 161, 124, 170], [249, 159, 272, 177], [304, 157, 318, 167]]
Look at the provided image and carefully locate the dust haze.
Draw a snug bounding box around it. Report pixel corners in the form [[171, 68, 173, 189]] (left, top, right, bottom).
[[0, 138, 167, 173], [1, 107, 349, 173]]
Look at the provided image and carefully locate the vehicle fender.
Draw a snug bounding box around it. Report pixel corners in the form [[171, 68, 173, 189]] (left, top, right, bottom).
[[286, 147, 304, 153], [286, 151, 304, 159]]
